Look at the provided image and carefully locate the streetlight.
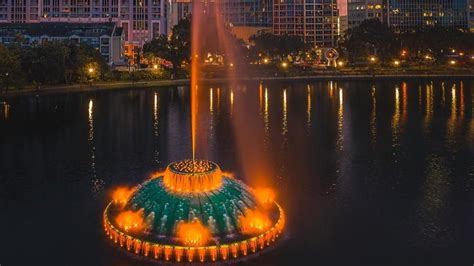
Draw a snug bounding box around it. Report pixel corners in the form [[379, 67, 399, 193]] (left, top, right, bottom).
[[281, 62, 288, 68], [337, 61, 344, 67], [263, 58, 269, 64], [393, 60, 400, 67], [229, 63, 234, 68], [369, 56, 376, 63], [88, 68, 94, 73], [449, 60, 456, 65]]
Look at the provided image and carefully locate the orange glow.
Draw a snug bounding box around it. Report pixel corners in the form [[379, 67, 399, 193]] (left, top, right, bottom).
[[112, 187, 133, 205], [148, 170, 165, 179], [190, 3, 203, 160], [115, 210, 144, 232], [177, 220, 210, 246], [163, 161, 223, 192], [240, 210, 271, 234], [255, 188, 276, 205]]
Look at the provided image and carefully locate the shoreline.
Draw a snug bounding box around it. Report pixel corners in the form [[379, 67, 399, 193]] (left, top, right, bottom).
[[2, 73, 473, 97]]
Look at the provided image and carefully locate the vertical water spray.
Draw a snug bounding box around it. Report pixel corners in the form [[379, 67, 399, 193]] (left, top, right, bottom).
[[190, 1, 203, 160]]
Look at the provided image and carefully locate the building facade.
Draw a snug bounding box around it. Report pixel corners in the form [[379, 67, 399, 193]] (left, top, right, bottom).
[[0, 0, 167, 56], [167, 0, 192, 34], [468, 0, 474, 31], [273, 0, 339, 47], [347, 0, 385, 28], [220, 0, 272, 27], [387, 0, 469, 30], [0, 22, 124, 64]]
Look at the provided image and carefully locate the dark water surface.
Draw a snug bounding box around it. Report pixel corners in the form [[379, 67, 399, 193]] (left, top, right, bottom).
[[0, 80, 473, 265]]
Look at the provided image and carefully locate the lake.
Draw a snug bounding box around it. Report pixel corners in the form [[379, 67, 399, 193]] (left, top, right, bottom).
[[0, 79, 473, 265]]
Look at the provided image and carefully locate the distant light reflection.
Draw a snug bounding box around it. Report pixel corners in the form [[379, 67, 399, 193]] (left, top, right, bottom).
[[217, 88, 221, 112], [153, 92, 160, 165], [446, 84, 457, 151], [209, 88, 213, 112], [392, 85, 400, 143], [263, 87, 270, 150], [370, 86, 377, 147], [306, 85, 312, 131], [1, 101, 9, 119], [230, 90, 234, 116], [336, 88, 344, 151], [88, 99, 103, 193], [424, 83, 434, 132], [282, 89, 288, 139]]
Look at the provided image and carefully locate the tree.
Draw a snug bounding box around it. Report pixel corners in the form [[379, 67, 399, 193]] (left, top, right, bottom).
[[249, 32, 310, 63], [21, 42, 69, 85], [0, 44, 22, 91], [65, 43, 107, 83], [341, 19, 398, 65], [143, 19, 191, 76], [399, 27, 474, 64]]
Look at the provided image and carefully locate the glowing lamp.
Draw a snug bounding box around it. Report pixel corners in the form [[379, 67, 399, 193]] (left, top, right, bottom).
[[177, 220, 210, 246]]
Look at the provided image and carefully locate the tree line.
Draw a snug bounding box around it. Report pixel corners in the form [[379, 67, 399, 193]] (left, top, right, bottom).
[[0, 42, 107, 90], [341, 19, 474, 65]]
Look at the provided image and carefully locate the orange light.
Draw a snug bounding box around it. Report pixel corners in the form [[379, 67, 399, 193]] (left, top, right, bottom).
[[240, 210, 271, 234], [255, 188, 276, 205], [116, 210, 144, 232], [177, 219, 210, 246], [112, 187, 133, 205], [163, 160, 223, 192]]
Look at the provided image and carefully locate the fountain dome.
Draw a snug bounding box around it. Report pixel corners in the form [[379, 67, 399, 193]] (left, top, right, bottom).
[[104, 160, 285, 262]]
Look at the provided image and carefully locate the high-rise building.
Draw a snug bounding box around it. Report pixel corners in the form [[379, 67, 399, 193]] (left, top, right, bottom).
[[387, 0, 469, 30], [347, 0, 385, 28], [0, 0, 167, 57], [167, 0, 273, 42], [273, 0, 340, 47], [220, 0, 272, 27], [167, 0, 192, 34], [468, 0, 474, 31], [339, 15, 348, 35]]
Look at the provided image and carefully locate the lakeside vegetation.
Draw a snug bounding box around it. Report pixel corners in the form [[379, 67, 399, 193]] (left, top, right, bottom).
[[1, 18, 473, 92]]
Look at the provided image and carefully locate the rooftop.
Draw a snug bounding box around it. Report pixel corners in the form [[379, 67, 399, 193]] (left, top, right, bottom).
[[0, 22, 119, 38]]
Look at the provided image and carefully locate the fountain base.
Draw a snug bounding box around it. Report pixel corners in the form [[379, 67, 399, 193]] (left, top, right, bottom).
[[103, 160, 285, 263]]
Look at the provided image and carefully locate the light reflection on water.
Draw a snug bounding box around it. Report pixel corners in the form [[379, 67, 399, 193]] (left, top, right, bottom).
[[153, 92, 160, 165], [306, 84, 312, 132], [0, 79, 472, 265]]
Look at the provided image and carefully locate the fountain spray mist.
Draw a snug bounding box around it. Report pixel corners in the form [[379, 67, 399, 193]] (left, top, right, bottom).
[[188, 1, 272, 186], [190, 1, 204, 160]]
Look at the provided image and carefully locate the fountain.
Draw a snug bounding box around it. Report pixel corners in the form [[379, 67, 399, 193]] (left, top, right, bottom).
[[104, 1, 285, 262], [104, 160, 285, 262]]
